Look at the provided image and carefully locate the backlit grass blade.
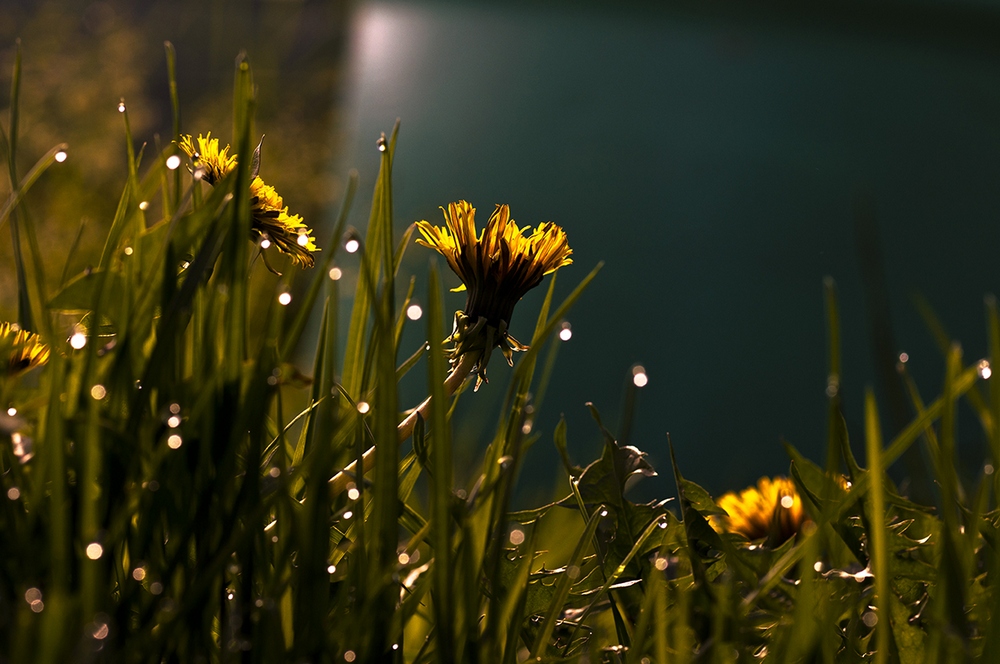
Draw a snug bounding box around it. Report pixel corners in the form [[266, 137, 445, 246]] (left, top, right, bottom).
[[427, 262, 456, 663], [863, 390, 890, 664]]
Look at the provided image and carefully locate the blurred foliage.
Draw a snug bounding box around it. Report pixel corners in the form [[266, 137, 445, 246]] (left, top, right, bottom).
[[0, 0, 350, 315]]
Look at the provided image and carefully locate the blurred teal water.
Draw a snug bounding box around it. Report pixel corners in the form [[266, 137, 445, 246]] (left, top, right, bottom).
[[334, 1, 1000, 500]]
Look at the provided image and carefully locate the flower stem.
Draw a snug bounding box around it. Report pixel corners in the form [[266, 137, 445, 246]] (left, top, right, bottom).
[[328, 351, 479, 497]]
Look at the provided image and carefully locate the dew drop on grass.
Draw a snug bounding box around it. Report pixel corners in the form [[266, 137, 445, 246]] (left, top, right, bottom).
[[92, 622, 109, 640], [132, 567, 146, 581], [54, 150, 67, 163], [559, 321, 572, 341], [123, 246, 133, 256], [632, 365, 648, 387], [6, 407, 15, 416], [91, 385, 107, 400], [406, 303, 422, 320], [167, 416, 180, 428], [327, 565, 336, 574], [344, 651, 357, 663], [343, 511, 353, 520], [347, 487, 361, 501], [986, 464, 995, 476], [862, 611, 878, 627], [356, 401, 370, 414], [169, 403, 181, 415], [654, 557, 669, 571], [397, 552, 410, 565], [297, 233, 309, 247], [165, 155, 181, 170], [345, 238, 360, 254], [329, 267, 343, 280], [70, 330, 87, 349], [278, 292, 292, 306], [117, 101, 125, 113], [150, 582, 163, 595], [167, 435, 182, 450], [7, 487, 20, 500], [86, 543, 104, 560], [260, 237, 271, 249], [780, 495, 794, 509], [508, 529, 525, 545], [979, 359, 992, 379], [138, 201, 149, 210]]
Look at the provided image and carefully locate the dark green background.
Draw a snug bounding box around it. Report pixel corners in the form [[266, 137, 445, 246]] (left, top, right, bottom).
[[335, 1, 1000, 499]]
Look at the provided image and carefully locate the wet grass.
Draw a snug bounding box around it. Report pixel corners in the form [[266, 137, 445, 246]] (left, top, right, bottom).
[[2, 45, 999, 663]]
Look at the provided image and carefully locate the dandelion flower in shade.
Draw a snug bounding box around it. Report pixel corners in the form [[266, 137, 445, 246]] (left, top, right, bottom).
[[711, 476, 807, 545], [176, 133, 318, 268], [0, 322, 50, 377], [415, 201, 572, 388]]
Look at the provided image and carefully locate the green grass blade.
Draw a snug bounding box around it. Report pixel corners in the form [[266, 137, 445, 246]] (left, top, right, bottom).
[[863, 390, 890, 664]]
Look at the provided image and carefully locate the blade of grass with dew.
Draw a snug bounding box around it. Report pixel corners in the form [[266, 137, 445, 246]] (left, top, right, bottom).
[[341, 122, 399, 399], [426, 261, 456, 664], [367, 123, 401, 658]]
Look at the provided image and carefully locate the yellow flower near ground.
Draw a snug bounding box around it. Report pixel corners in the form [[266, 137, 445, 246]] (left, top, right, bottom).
[[712, 476, 808, 545], [1, 322, 50, 377], [415, 201, 572, 388], [176, 133, 317, 268]]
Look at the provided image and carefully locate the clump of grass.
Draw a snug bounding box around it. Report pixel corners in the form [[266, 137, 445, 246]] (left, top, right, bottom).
[[2, 43, 999, 663]]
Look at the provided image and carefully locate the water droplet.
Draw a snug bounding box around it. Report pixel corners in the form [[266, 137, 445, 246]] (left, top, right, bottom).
[[165, 155, 181, 170], [899, 352, 909, 363], [600, 509, 609, 517], [327, 564, 336, 574], [296, 233, 309, 247], [654, 557, 669, 571], [193, 167, 205, 181], [347, 487, 361, 501], [271, 535, 278, 543], [813, 561, 824, 572], [345, 650, 357, 663], [979, 359, 992, 380], [278, 292, 292, 306], [398, 552, 410, 565], [406, 303, 423, 320], [117, 101, 126, 113], [328, 267, 343, 280], [862, 611, 878, 627], [169, 403, 181, 415], [150, 582, 163, 595], [267, 375, 278, 386], [6, 407, 16, 416], [343, 510, 353, 520], [268, 467, 280, 478], [167, 416, 180, 428], [12, 432, 34, 463], [54, 150, 67, 163], [632, 365, 648, 388], [70, 330, 87, 349], [780, 495, 794, 509], [566, 565, 581, 579], [123, 246, 133, 256], [376, 136, 387, 152], [392, 644, 399, 651], [509, 529, 525, 545], [345, 238, 360, 254], [559, 321, 572, 341], [227, 592, 234, 601], [90, 385, 107, 400], [521, 421, 533, 434], [25, 588, 41, 603], [86, 542, 104, 560], [132, 567, 146, 581], [986, 464, 995, 476], [7, 487, 20, 500], [356, 401, 370, 414], [138, 201, 149, 211], [92, 622, 110, 640], [30, 599, 44, 613], [167, 434, 183, 450]]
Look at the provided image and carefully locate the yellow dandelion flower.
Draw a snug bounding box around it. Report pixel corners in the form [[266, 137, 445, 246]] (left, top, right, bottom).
[[415, 201, 572, 388], [1, 322, 50, 377], [249, 177, 317, 268], [711, 476, 808, 545], [175, 133, 318, 268], [177, 133, 237, 185]]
